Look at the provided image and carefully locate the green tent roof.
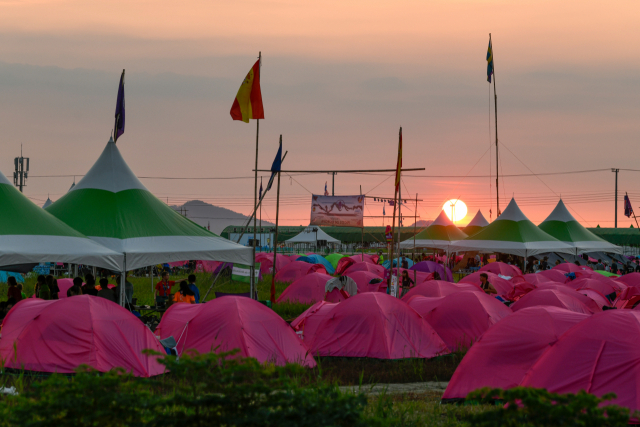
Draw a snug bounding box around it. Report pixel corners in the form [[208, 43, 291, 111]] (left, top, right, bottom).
[[47, 138, 252, 270], [450, 198, 574, 256], [538, 200, 622, 254], [462, 210, 489, 237], [0, 170, 122, 270], [400, 210, 468, 250]]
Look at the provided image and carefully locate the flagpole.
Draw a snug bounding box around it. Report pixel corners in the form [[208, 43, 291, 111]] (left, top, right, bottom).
[[491, 33, 500, 217], [270, 136, 283, 304], [628, 193, 640, 230], [414, 193, 417, 285], [360, 185, 364, 262], [260, 177, 263, 247], [387, 127, 401, 297], [250, 51, 261, 301]]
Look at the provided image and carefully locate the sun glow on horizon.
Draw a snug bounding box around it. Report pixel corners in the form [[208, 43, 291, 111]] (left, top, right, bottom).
[[443, 199, 467, 223]]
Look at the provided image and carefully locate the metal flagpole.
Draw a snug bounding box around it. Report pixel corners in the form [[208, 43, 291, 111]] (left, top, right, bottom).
[[360, 185, 364, 261], [413, 193, 417, 285], [270, 136, 283, 304], [250, 52, 261, 300], [260, 176, 263, 247], [490, 33, 500, 217], [387, 127, 402, 298]]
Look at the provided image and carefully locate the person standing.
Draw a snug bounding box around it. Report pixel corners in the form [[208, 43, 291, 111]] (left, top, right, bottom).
[[401, 256, 409, 269], [36, 275, 51, 300], [595, 259, 604, 271], [173, 281, 196, 304], [400, 270, 414, 297], [7, 277, 22, 303], [97, 278, 116, 303], [187, 274, 201, 303], [155, 271, 175, 306]]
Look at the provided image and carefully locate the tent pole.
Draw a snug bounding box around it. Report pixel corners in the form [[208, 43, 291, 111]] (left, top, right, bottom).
[[119, 254, 126, 307], [270, 136, 283, 304], [360, 185, 364, 262], [150, 265, 153, 295], [202, 264, 227, 302]]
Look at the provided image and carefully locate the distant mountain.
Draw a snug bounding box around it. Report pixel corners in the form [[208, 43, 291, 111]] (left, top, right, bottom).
[[171, 200, 274, 234]]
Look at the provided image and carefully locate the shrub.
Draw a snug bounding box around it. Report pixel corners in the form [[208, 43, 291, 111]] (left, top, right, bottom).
[[465, 387, 630, 427]]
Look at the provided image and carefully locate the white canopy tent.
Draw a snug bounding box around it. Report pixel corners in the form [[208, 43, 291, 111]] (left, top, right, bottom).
[[286, 226, 340, 245]]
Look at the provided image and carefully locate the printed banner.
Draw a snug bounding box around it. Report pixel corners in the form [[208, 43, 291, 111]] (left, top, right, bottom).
[[232, 263, 261, 283], [310, 194, 364, 227]]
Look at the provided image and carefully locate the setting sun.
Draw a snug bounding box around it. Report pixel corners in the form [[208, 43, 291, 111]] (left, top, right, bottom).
[[443, 199, 467, 223]]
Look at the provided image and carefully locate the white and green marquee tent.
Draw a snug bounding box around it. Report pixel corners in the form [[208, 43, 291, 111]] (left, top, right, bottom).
[[538, 199, 622, 254], [400, 210, 468, 250], [462, 209, 489, 237], [0, 170, 122, 270], [47, 138, 253, 271], [450, 198, 574, 257]]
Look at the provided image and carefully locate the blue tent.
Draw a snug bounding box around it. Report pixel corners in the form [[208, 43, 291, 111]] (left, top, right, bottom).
[[0, 271, 24, 283], [382, 257, 415, 269], [297, 254, 335, 275]]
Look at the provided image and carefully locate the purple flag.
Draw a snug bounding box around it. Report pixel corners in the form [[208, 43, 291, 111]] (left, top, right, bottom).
[[114, 69, 125, 143], [625, 194, 634, 218]]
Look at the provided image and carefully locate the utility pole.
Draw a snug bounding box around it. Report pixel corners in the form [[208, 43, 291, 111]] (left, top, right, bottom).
[[13, 146, 29, 193], [612, 168, 620, 228]]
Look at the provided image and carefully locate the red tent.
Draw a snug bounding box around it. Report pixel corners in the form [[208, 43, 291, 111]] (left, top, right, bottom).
[[306, 293, 448, 359], [480, 262, 522, 277], [274, 261, 327, 283], [0, 297, 165, 377], [505, 281, 537, 301], [408, 291, 512, 351], [276, 272, 347, 304], [614, 272, 640, 288], [510, 288, 599, 315], [291, 301, 337, 340], [443, 306, 588, 401], [344, 271, 384, 294], [521, 310, 640, 413], [400, 281, 479, 301], [156, 296, 316, 367], [459, 271, 514, 297], [577, 288, 611, 309], [342, 262, 385, 277]]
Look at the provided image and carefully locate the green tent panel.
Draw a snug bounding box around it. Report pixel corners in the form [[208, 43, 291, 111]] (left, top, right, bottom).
[[399, 210, 467, 250]]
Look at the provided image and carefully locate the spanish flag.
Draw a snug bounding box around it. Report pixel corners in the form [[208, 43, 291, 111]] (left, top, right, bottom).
[[230, 60, 264, 123], [395, 127, 402, 193]]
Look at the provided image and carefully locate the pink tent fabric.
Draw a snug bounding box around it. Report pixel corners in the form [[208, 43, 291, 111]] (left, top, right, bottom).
[[291, 301, 337, 340], [306, 293, 449, 359], [614, 272, 640, 288], [480, 262, 522, 277], [520, 310, 640, 413], [564, 277, 623, 297], [400, 281, 479, 301], [505, 281, 537, 301], [335, 255, 376, 275], [510, 288, 599, 315], [276, 272, 347, 304], [344, 271, 384, 294], [577, 288, 611, 309], [574, 270, 617, 283], [409, 291, 512, 351], [274, 261, 327, 283], [443, 306, 588, 400], [342, 262, 385, 277], [196, 260, 223, 273], [391, 268, 434, 285], [56, 278, 74, 298], [521, 273, 562, 286], [258, 255, 292, 274], [0, 297, 165, 377], [156, 296, 316, 367], [537, 269, 569, 283], [459, 271, 514, 297], [552, 262, 593, 273], [167, 260, 188, 267]]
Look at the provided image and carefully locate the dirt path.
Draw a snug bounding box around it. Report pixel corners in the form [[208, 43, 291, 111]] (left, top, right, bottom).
[[339, 381, 448, 395]]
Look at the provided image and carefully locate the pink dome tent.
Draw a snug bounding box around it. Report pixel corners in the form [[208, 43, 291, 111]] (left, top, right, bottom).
[[459, 271, 514, 297], [156, 296, 316, 367], [391, 268, 434, 285], [443, 306, 588, 401], [335, 255, 377, 275], [410, 261, 453, 282], [564, 277, 623, 298], [537, 269, 569, 283], [344, 271, 384, 294], [521, 273, 562, 286], [342, 262, 385, 277], [291, 301, 337, 340], [479, 261, 522, 277], [520, 310, 640, 413], [274, 261, 327, 283], [614, 272, 640, 288], [408, 291, 512, 351], [505, 281, 537, 301], [276, 272, 347, 304], [306, 293, 448, 359], [577, 288, 611, 308], [510, 288, 599, 315], [0, 297, 165, 377], [257, 254, 292, 274], [400, 281, 479, 301]]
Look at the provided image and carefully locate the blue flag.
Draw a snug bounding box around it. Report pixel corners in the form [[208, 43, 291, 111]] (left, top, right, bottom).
[[486, 38, 494, 83], [625, 194, 634, 218], [266, 142, 282, 192], [114, 69, 125, 142], [259, 177, 263, 200]]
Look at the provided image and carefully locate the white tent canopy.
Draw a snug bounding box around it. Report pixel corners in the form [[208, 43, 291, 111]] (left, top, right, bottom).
[[286, 226, 340, 245]]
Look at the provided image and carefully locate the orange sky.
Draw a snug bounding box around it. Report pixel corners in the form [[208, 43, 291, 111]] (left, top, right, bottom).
[[0, 0, 639, 229]]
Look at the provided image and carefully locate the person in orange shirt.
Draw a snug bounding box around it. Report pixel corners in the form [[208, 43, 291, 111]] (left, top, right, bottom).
[[173, 281, 196, 304]]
